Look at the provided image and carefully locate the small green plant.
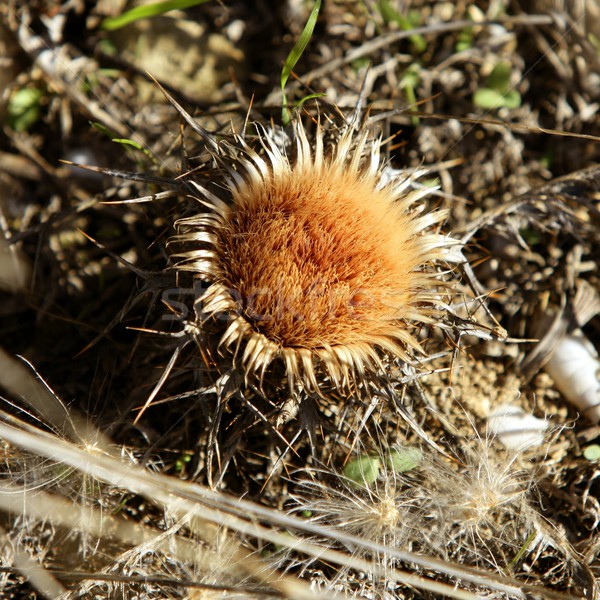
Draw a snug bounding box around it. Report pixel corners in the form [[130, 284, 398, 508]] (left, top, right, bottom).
[[100, 0, 211, 31], [343, 454, 381, 486], [399, 63, 421, 125], [90, 121, 156, 165], [455, 25, 474, 52], [175, 451, 192, 475], [473, 62, 521, 110], [343, 446, 421, 487], [280, 0, 322, 125], [7, 87, 44, 132], [387, 446, 422, 473]]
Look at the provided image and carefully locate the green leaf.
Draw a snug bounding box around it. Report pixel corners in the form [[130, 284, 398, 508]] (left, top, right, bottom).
[[7, 88, 44, 132], [455, 26, 473, 52], [473, 62, 521, 110], [100, 0, 211, 31], [351, 56, 371, 71], [378, 0, 398, 25], [473, 88, 521, 110], [387, 446, 422, 473], [343, 455, 381, 487], [501, 90, 521, 109], [487, 62, 512, 93], [175, 452, 192, 474], [584, 444, 600, 461], [280, 0, 321, 125]]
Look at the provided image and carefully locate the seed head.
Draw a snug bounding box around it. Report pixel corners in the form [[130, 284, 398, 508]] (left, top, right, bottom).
[[172, 119, 453, 393]]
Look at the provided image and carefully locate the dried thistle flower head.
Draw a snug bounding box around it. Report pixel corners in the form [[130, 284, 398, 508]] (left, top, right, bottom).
[[172, 119, 454, 393]]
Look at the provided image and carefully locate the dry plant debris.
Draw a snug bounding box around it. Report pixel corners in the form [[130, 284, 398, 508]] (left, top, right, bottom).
[[0, 1, 599, 599]]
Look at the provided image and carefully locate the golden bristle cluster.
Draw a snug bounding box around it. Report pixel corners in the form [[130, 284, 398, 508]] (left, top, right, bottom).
[[172, 120, 453, 393]]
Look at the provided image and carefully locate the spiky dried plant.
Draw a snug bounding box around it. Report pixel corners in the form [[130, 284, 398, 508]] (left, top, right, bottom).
[[171, 118, 455, 395]]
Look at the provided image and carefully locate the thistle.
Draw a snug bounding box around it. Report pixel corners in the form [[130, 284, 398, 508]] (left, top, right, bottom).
[[171, 118, 454, 395]]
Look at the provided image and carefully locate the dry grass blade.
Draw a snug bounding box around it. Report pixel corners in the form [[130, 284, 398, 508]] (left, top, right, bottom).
[[0, 483, 291, 599], [0, 413, 587, 600], [0, 236, 30, 293], [0, 524, 66, 599], [0, 349, 111, 449]]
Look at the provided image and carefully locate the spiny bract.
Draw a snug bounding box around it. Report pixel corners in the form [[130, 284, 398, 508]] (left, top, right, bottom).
[[171, 119, 455, 393]]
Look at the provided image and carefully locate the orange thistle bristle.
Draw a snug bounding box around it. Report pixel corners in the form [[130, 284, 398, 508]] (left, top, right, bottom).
[[171, 120, 454, 393]]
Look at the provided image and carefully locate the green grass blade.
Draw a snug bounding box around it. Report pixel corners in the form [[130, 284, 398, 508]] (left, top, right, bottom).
[[507, 529, 537, 569], [293, 92, 326, 110], [112, 138, 155, 161], [100, 0, 211, 31], [89, 121, 114, 137], [280, 0, 321, 92]]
